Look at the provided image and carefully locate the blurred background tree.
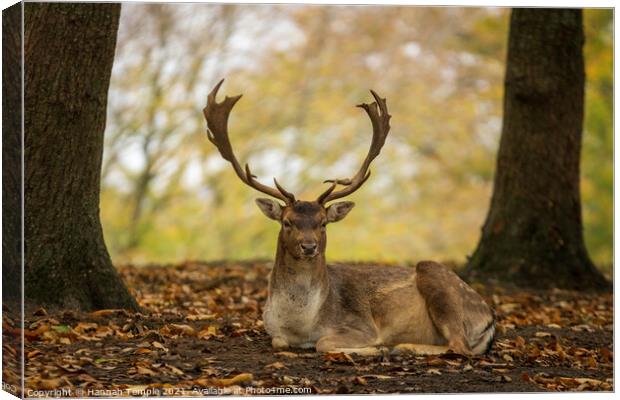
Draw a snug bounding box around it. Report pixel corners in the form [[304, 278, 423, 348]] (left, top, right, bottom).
[[101, 5, 612, 274]]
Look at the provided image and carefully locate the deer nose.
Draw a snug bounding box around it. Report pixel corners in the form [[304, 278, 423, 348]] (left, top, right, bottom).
[[300, 242, 317, 255]]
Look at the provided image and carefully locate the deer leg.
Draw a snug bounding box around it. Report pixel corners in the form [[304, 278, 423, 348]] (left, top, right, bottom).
[[416, 261, 473, 355], [316, 329, 383, 356], [391, 343, 452, 355]]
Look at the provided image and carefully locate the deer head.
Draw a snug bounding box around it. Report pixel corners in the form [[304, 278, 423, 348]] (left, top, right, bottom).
[[203, 79, 391, 260]]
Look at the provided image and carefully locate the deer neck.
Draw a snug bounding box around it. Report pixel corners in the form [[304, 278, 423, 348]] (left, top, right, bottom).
[[271, 234, 328, 293]]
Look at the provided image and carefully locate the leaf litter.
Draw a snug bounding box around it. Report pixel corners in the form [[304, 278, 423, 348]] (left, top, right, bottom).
[[2, 261, 613, 396]]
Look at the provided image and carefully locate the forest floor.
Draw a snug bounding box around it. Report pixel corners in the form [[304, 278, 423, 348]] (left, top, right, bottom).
[[3, 261, 613, 396]]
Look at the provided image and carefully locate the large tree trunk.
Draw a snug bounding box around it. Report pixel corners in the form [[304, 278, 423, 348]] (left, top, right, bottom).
[[2, 5, 24, 397], [24, 3, 139, 310], [3, 4, 23, 306], [463, 9, 608, 290]]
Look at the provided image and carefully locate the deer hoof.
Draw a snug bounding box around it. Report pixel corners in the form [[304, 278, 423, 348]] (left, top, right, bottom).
[[272, 336, 289, 350]]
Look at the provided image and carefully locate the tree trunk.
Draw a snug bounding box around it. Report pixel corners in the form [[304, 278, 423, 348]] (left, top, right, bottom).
[[3, 4, 23, 306], [24, 3, 139, 310], [463, 9, 609, 290], [2, 5, 25, 396]]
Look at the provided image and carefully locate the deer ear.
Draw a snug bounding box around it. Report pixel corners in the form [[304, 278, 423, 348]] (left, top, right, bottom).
[[255, 198, 283, 221], [326, 201, 355, 223]]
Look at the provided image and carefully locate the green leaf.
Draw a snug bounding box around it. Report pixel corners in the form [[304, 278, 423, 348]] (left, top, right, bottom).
[[52, 325, 70, 333]]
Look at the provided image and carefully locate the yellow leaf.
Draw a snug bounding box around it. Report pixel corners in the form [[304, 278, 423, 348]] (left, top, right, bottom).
[[27, 350, 43, 359], [353, 376, 367, 385], [361, 374, 392, 380], [152, 341, 167, 350], [198, 326, 218, 339], [169, 323, 197, 336], [324, 351, 355, 365], [74, 322, 98, 334], [167, 365, 185, 376], [59, 337, 71, 345], [265, 361, 286, 369], [211, 373, 253, 387], [136, 366, 157, 376]]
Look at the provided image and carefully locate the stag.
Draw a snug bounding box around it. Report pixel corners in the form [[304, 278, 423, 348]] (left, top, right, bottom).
[[202, 79, 495, 355]]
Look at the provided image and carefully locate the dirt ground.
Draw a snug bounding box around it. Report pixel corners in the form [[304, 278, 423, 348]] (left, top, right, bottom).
[[3, 261, 613, 396]]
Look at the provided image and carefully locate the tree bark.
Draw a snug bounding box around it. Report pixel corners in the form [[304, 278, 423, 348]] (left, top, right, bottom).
[[463, 9, 609, 290], [24, 3, 139, 310], [3, 4, 23, 306], [2, 5, 25, 396]]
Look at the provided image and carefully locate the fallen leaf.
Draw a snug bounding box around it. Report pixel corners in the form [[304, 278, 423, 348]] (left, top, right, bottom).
[[212, 373, 253, 387], [27, 349, 43, 359], [152, 341, 168, 351], [280, 375, 295, 385], [89, 309, 128, 318], [136, 366, 157, 376], [58, 360, 83, 372], [169, 323, 197, 337], [167, 364, 185, 376], [515, 336, 526, 348], [35, 378, 62, 390], [361, 375, 393, 380], [498, 303, 520, 313], [74, 322, 98, 334], [24, 324, 49, 339], [198, 326, 218, 339], [426, 357, 446, 366], [59, 337, 71, 345], [324, 352, 355, 365], [353, 376, 367, 385], [33, 307, 48, 316], [76, 374, 98, 382], [265, 361, 286, 369], [477, 361, 508, 368], [570, 324, 595, 333], [587, 356, 597, 369], [574, 378, 603, 385], [599, 348, 613, 361], [51, 325, 73, 339]]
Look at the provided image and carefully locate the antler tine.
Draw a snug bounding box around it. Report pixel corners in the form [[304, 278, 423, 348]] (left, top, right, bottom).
[[317, 90, 391, 204], [203, 79, 295, 204], [316, 181, 337, 204], [273, 178, 296, 202]]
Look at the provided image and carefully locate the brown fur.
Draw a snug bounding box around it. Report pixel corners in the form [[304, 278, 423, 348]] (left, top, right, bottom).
[[261, 201, 496, 356]]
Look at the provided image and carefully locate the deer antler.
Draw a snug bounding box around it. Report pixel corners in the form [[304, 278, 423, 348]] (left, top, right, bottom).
[[316, 90, 391, 204], [203, 79, 296, 204]]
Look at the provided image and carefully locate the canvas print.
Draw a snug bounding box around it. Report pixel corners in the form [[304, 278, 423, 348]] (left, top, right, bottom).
[[1, 1, 613, 397]]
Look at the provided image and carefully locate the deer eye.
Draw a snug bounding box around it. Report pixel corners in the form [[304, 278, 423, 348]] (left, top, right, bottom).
[[321, 221, 327, 229], [282, 219, 292, 229]]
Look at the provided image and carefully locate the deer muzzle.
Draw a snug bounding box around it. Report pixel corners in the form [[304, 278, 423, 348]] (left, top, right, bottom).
[[300, 241, 318, 257]]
